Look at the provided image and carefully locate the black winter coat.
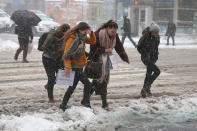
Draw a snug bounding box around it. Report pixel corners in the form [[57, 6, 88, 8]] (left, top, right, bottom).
[[166, 22, 176, 36], [137, 33, 160, 65], [122, 17, 131, 33], [16, 25, 33, 40]]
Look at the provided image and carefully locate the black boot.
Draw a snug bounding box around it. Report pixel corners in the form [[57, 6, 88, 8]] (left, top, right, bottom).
[[141, 87, 147, 98], [14, 48, 22, 60], [101, 94, 109, 110], [146, 84, 152, 97], [81, 88, 91, 108], [100, 82, 109, 110], [59, 104, 67, 112]]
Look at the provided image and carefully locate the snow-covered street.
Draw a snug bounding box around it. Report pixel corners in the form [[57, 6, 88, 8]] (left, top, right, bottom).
[[0, 33, 197, 131]]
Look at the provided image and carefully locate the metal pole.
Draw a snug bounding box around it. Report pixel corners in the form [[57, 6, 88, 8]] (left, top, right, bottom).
[[173, 0, 178, 25], [115, 0, 118, 22]]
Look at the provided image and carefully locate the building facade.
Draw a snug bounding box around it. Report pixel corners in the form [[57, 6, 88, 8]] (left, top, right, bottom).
[[0, 0, 45, 15], [118, 0, 197, 35], [45, 0, 87, 26]]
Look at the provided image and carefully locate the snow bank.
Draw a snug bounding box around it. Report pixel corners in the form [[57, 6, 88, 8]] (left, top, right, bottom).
[[1, 94, 197, 130], [123, 35, 197, 48], [0, 38, 19, 51], [0, 38, 38, 51]]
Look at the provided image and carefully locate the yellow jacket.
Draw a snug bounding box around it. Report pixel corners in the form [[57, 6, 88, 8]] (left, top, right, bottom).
[[64, 32, 96, 69]]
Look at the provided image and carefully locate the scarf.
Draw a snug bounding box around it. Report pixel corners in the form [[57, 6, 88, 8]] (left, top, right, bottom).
[[64, 33, 87, 61], [97, 29, 116, 83]]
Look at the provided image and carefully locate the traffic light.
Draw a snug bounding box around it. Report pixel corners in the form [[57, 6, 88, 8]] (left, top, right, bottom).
[[134, 0, 138, 5]]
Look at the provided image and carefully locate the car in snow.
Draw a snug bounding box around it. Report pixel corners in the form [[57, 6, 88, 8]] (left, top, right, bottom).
[[29, 10, 59, 36], [0, 9, 14, 32]]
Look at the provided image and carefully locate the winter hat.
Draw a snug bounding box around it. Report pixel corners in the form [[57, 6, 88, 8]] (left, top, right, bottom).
[[149, 23, 160, 33]]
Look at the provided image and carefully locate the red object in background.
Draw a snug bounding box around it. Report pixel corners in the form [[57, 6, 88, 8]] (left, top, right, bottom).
[[134, 0, 138, 5]]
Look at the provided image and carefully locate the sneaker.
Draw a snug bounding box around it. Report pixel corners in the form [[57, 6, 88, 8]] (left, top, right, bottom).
[[59, 104, 67, 112], [48, 98, 55, 103]]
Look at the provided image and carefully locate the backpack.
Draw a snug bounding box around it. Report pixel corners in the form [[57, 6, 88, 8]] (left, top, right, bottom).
[[38, 32, 48, 51]]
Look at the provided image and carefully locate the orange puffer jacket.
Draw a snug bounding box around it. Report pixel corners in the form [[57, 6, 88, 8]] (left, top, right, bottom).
[[63, 32, 96, 69]]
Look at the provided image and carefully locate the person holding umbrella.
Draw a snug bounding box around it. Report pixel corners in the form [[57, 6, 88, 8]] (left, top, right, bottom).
[[14, 21, 33, 63], [12, 10, 41, 63]]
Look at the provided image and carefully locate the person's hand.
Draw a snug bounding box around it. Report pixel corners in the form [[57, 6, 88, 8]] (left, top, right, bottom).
[[29, 39, 33, 43], [105, 48, 113, 53], [64, 68, 72, 77], [86, 29, 92, 35], [127, 59, 130, 64]]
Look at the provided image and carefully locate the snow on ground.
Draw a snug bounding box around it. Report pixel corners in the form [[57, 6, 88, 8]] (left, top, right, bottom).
[[1, 34, 197, 51], [1, 94, 197, 131], [0, 33, 197, 131]]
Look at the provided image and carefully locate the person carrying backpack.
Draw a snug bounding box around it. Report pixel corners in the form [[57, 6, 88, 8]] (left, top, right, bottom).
[[59, 22, 96, 111], [42, 24, 70, 103], [137, 24, 160, 98], [38, 32, 48, 51]]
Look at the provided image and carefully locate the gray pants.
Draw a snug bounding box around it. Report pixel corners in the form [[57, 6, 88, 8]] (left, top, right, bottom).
[[122, 32, 136, 47], [167, 35, 175, 45]]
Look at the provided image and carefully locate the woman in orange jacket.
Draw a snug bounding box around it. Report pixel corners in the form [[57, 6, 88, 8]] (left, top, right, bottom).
[[60, 22, 96, 111]]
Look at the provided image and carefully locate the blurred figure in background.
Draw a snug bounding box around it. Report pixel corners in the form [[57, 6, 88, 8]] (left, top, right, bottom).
[[166, 21, 176, 46], [121, 15, 137, 48], [14, 22, 33, 63]]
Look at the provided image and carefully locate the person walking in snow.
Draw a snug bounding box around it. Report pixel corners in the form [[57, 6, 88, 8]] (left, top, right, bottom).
[[137, 24, 161, 98], [166, 21, 176, 46], [121, 15, 137, 48], [42, 24, 70, 103], [59, 22, 96, 111], [88, 20, 130, 110], [14, 22, 33, 63]]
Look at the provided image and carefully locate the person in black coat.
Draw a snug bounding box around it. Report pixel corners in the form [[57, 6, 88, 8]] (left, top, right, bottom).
[[166, 21, 176, 46], [14, 23, 33, 63], [121, 15, 136, 48], [137, 24, 160, 98]]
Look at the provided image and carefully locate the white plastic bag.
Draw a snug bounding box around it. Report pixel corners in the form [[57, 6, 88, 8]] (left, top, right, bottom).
[[56, 69, 75, 86], [109, 54, 118, 69], [27, 43, 33, 54]]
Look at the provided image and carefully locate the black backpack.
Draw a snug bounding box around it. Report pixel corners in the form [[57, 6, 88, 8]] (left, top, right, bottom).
[[38, 32, 48, 51]]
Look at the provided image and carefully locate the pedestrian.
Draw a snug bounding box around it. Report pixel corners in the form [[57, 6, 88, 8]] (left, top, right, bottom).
[[137, 24, 161, 98], [121, 15, 137, 48], [42, 24, 70, 103], [14, 22, 33, 63], [88, 20, 130, 110], [60, 22, 96, 111], [166, 21, 176, 46]]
